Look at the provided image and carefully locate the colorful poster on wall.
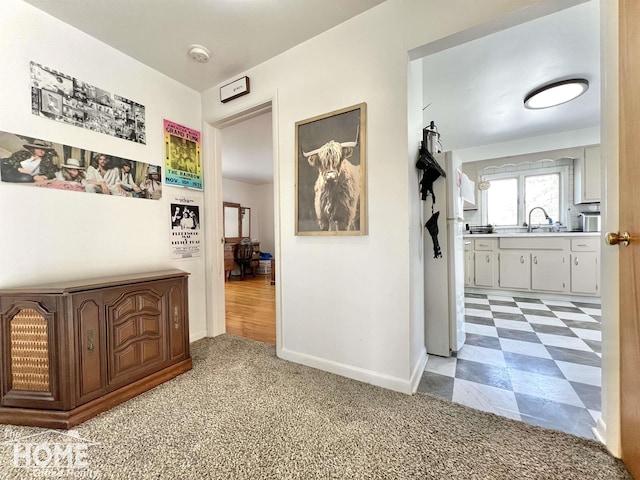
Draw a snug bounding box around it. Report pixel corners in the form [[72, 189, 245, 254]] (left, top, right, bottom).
[[163, 120, 203, 190], [30, 61, 146, 144], [0, 129, 161, 199], [170, 195, 202, 259]]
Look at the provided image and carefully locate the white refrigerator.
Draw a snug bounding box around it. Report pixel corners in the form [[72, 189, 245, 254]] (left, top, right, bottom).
[[423, 151, 466, 357]]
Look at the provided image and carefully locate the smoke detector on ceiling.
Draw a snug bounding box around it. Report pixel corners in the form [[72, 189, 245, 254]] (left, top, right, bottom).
[[188, 44, 211, 63]]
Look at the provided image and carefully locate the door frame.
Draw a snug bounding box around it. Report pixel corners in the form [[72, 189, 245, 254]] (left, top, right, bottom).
[[203, 92, 282, 350], [408, 0, 621, 455], [595, 0, 620, 455]]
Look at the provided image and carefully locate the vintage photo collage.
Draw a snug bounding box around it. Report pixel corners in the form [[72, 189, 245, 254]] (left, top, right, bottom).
[[30, 62, 146, 144], [0, 130, 161, 199]]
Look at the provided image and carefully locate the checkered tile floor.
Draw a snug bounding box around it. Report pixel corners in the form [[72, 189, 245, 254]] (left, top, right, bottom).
[[417, 293, 602, 439]]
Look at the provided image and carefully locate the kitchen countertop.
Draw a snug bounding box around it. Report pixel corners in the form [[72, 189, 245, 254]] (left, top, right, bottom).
[[464, 232, 600, 238]]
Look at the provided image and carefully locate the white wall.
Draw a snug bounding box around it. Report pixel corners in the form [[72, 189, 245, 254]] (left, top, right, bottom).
[[222, 178, 275, 254], [202, 0, 551, 393], [408, 59, 428, 386], [598, 0, 620, 456], [455, 126, 600, 163], [0, 0, 207, 341], [461, 146, 600, 231]]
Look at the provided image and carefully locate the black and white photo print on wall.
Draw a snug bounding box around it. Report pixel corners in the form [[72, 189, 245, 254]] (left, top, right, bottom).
[[295, 103, 367, 236]]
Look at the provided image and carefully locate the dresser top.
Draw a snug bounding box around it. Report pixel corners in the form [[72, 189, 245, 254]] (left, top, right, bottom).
[[0, 269, 189, 295]]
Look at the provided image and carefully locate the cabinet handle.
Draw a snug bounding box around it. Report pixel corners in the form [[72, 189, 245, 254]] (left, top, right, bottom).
[[174, 306, 180, 330], [520, 255, 525, 264], [577, 244, 588, 247], [486, 254, 490, 263], [479, 243, 488, 247], [533, 256, 538, 264], [575, 257, 579, 266], [87, 330, 94, 352]]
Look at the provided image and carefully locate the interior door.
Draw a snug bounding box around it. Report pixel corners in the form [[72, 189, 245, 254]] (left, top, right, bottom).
[[619, 0, 640, 475]]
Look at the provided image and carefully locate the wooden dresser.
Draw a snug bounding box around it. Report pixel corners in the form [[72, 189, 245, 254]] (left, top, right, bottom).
[[0, 269, 191, 429], [224, 242, 236, 280]]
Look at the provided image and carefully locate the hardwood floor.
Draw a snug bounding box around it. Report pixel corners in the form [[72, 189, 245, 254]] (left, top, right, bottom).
[[225, 273, 276, 344]]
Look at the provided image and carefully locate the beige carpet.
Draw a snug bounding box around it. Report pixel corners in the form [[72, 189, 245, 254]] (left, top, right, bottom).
[[0, 335, 631, 479]]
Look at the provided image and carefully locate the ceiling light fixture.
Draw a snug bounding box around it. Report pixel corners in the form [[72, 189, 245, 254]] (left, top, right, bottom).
[[478, 178, 491, 191], [524, 78, 589, 109], [188, 44, 211, 63]]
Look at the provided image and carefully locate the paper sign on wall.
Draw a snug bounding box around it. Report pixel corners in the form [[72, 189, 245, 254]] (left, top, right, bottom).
[[170, 195, 202, 259]]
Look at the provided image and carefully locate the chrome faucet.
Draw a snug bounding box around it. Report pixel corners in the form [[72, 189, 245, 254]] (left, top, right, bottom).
[[527, 207, 550, 233]]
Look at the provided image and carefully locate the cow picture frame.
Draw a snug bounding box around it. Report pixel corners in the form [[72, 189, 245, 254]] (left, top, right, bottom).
[[295, 102, 367, 236]]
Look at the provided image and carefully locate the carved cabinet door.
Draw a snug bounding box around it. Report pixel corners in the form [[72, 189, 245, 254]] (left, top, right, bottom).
[[168, 279, 188, 361], [103, 286, 167, 388], [73, 291, 107, 406]]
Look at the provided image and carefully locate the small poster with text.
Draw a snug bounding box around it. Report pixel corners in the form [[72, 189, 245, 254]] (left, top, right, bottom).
[[170, 195, 202, 259], [164, 119, 203, 190]]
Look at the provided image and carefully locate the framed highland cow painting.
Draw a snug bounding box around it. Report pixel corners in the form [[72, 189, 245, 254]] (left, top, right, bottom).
[[295, 102, 367, 236]]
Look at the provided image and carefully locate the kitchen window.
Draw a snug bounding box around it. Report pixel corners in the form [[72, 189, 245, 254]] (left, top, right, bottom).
[[481, 166, 568, 228]]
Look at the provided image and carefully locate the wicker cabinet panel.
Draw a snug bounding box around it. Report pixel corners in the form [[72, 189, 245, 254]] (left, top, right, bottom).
[[0, 299, 62, 410]]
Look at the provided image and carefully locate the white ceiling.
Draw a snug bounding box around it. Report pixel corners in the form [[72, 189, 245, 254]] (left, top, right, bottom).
[[221, 111, 273, 185], [422, 1, 600, 151], [22, 0, 600, 183], [22, 0, 386, 93]]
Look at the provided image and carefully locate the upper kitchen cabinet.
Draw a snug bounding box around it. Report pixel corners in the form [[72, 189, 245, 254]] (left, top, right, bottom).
[[574, 145, 601, 204], [461, 162, 477, 210]]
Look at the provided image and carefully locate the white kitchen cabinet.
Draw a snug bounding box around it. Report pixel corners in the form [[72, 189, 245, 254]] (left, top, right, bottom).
[[474, 251, 497, 287], [499, 252, 530, 290], [571, 253, 598, 294], [474, 239, 497, 251], [472, 238, 497, 288], [464, 241, 473, 287], [570, 237, 599, 294], [461, 162, 477, 210], [531, 251, 569, 293], [465, 234, 599, 297], [571, 252, 600, 295], [574, 145, 601, 204]]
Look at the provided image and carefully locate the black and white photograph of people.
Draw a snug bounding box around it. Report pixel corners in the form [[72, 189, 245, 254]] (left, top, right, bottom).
[[170, 204, 200, 230], [171, 205, 183, 228], [180, 207, 200, 229], [30, 61, 146, 145], [0, 133, 162, 199]]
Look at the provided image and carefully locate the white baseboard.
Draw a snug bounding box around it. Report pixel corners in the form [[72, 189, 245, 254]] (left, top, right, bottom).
[[465, 287, 600, 303], [279, 347, 416, 394], [410, 347, 428, 393], [189, 330, 208, 343], [592, 417, 607, 446]]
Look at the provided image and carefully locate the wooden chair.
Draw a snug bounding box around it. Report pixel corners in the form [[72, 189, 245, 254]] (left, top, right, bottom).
[[235, 243, 255, 280]]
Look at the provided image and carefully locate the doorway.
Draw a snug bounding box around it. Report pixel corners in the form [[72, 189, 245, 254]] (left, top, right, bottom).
[[413, 0, 606, 441], [212, 102, 278, 345]]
